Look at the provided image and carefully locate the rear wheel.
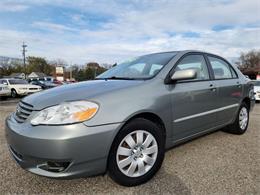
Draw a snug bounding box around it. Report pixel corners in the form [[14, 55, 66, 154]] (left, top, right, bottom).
[[108, 118, 165, 186], [224, 102, 249, 135]]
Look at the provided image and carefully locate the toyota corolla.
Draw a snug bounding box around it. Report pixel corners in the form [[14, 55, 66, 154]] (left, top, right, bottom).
[[5, 50, 255, 186]]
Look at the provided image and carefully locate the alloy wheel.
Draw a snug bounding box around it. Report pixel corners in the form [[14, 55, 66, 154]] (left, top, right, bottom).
[[239, 107, 248, 130], [116, 130, 158, 177]]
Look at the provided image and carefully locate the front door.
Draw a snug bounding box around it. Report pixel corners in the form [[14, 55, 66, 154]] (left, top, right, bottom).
[[169, 54, 219, 141]]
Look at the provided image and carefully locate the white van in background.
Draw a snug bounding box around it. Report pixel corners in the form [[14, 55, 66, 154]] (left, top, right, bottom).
[[0, 78, 42, 98]]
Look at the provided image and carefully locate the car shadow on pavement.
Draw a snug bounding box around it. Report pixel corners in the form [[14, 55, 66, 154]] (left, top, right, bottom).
[[130, 167, 191, 195], [35, 168, 191, 194], [1, 152, 191, 194]]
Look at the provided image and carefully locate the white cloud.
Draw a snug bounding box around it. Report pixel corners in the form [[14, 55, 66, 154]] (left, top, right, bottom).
[[0, 0, 259, 64], [32, 21, 77, 32], [0, 2, 29, 12], [1, 27, 259, 64]]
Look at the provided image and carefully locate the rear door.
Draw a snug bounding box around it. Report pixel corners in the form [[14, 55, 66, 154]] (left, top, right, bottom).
[[206, 55, 242, 125], [170, 54, 219, 141]]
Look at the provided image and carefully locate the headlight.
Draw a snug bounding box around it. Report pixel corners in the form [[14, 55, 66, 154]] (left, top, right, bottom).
[[31, 101, 99, 125]]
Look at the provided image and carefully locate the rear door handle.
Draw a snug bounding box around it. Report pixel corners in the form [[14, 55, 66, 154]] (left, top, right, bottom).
[[237, 81, 242, 88], [209, 84, 216, 92]]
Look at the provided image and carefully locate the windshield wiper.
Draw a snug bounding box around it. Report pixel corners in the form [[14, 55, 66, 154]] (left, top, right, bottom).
[[95, 76, 136, 80]]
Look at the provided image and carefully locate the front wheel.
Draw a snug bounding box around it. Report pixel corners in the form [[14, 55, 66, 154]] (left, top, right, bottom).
[[11, 89, 17, 98], [108, 118, 165, 186], [224, 102, 249, 135]]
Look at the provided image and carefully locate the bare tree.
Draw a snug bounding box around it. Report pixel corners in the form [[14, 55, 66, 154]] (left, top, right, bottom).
[[236, 49, 260, 70]]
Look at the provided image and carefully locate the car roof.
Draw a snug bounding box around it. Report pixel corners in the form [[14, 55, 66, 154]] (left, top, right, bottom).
[[143, 50, 226, 61], [149, 50, 220, 56]]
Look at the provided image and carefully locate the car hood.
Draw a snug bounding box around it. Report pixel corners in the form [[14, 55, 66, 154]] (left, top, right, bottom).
[[23, 80, 143, 110]]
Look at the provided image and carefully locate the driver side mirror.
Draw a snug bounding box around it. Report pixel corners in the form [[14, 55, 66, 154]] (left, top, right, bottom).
[[171, 69, 197, 81]]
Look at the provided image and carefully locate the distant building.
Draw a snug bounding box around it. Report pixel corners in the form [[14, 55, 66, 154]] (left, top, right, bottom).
[[9, 73, 25, 79], [52, 66, 65, 81], [28, 72, 47, 80]]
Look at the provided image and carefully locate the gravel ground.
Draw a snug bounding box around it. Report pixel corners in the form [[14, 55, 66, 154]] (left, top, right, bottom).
[[0, 101, 259, 195]]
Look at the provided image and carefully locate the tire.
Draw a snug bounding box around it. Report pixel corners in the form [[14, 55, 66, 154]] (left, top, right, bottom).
[[11, 89, 17, 98], [224, 102, 249, 135], [108, 118, 165, 186]]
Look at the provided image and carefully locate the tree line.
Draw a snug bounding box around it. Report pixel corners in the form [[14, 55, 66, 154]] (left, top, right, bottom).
[[0, 56, 108, 81], [235, 49, 260, 70]]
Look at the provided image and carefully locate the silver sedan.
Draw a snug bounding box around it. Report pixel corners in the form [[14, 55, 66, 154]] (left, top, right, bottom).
[[5, 50, 255, 186]]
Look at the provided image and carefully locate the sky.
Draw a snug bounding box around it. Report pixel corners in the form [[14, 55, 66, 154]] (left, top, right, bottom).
[[0, 0, 259, 64]]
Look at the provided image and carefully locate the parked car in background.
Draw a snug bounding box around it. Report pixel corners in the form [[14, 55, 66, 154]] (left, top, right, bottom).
[[5, 50, 255, 186], [0, 84, 11, 100], [53, 79, 63, 85], [251, 80, 260, 102], [29, 80, 57, 89], [0, 78, 42, 98]]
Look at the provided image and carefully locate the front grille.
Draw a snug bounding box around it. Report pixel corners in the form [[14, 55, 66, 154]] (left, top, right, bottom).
[[14, 101, 34, 123]]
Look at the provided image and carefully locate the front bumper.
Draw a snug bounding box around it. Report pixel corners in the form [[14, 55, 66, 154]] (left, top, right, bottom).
[[5, 114, 121, 178], [17, 89, 42, 95], [255, 93, 260, 101], [0, 90, 11, 96], [16, 90, 29, 95]]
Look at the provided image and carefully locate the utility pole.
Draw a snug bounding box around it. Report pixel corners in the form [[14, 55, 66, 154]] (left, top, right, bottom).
[[22, 42, 27, 75], [70, 61, 72, 80], [70, 68, 72, 80], [94, 67, 97, 79]]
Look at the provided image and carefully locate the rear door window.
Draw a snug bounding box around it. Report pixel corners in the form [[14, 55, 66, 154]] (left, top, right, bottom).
[[208, 56, 235, 79]]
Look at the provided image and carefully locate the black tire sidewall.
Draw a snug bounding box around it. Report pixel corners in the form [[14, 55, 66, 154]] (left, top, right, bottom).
[[108, 118, 165, 186], [11, 89, 17, 98]]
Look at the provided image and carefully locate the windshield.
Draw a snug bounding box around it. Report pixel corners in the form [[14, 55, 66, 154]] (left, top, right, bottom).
[[97, 52, 177, 80], [9, 79, 28, 85], [252, 80, 260, 86]]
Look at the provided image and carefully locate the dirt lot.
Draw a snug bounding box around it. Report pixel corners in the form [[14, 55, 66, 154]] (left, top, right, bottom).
[[0, 100, 259, 195]]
